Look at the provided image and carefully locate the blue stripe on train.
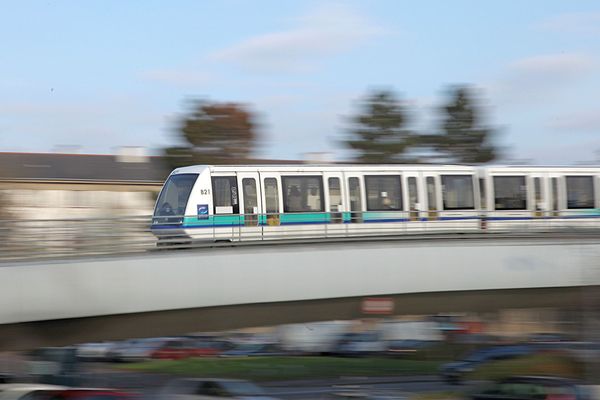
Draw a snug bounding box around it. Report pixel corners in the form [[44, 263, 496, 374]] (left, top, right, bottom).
[[151, 214, 600, 230]]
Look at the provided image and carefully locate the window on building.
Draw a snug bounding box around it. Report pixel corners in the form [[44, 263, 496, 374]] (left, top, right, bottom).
[[282, 176, 324, 212], [441, 175, 475, 210], [493, 176, 527, 210], [365, 175, 403, 211], [566, 176, 595, 209]]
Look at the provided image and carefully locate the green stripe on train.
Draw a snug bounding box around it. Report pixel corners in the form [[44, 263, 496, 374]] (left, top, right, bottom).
[[183, 215, 243, 226], [280, 213, 330, 224], [363, 211, 408, 221]]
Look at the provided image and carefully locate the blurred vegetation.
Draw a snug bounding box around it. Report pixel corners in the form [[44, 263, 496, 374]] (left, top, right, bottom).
[[345, 85, 500, 164], [344, 89, 418, 163], [122, 356, 441, 381], [467, 353, 584, 381], [427, 86, 499, 163], [166, 85, 500, 167], [165, 100, 259, 169]]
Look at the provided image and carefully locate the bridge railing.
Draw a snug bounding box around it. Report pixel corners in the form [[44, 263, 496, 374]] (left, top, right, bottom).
[[0, 210, 598, 262]]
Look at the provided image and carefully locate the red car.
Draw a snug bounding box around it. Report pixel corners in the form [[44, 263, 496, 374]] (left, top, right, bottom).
[[151, 339, 230, 360]]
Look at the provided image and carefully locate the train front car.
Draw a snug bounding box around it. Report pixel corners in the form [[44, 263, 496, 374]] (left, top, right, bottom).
[[151, 166, 212, 245]]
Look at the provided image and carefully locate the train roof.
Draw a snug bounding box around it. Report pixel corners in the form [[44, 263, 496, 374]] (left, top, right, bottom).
[[170, 164, 600, 176], [171, 164, 478, 174]]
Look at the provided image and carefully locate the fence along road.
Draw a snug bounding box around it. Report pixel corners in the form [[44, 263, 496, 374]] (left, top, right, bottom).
[[0, 212, 599, 262]]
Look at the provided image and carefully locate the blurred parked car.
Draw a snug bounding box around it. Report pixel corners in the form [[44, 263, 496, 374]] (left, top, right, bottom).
[[385, 340, 437, 357], [159, 378, 278, 399], [0, 385, 137, 400], [333, 332, 386, 357], [27, 347, 81, 386], [440, 344, 533, 383], [76, 342, 115, 362], [151, 339, 232, 360], [41, 389, 136, 399], [108, 338, 175, 363], [220, 342, 285, 357], [0, 384, 67, 400], [470, 376, 593, 400]]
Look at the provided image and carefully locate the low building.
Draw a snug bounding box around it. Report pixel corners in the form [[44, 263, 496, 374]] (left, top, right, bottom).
[[0, 151, 170, 220]]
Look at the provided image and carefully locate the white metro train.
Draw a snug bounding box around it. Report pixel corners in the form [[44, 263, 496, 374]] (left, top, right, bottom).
[[151, 164, 600, 242]]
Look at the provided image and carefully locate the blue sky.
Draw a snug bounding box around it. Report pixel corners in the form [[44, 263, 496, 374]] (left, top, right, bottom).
[[0, 1, 599, 163]]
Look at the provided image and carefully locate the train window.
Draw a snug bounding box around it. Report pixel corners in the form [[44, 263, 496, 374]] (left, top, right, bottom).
[[211, 176, 239, 214], [348, 177, 363, 222], [426, 177, 437, 211], [441, 175, 474, 210], [365, 175, 403, 211], [282, 176, 324, 213], [479, 178, 486, 210], [566, 176, 595, 209], [493, 176, 527, 210], [154, 173, 198, 216]]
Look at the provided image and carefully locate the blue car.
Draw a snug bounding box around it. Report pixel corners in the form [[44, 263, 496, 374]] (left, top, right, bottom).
[[440, 345, 534, 384]]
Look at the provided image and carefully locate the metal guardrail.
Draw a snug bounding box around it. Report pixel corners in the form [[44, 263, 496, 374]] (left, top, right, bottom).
[[0, 211, 599, 263]]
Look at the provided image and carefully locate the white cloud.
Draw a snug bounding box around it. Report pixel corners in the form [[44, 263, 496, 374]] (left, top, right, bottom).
[[509, 53, 595, 76], [489, 53, 597, 105], [547, 109, 600, 133], [209, 3, 386, 73], [535, 12, 600, 35]]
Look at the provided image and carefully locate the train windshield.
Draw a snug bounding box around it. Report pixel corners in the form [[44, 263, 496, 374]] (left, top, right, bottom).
[[154, 173, 198, 217]]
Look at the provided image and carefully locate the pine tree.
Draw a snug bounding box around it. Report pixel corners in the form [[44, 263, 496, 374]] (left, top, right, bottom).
[[345, 89, 416, 163], [432, 86, 497, 164]]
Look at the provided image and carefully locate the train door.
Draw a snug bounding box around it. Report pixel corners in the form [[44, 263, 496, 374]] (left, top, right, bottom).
[[259, 173, 282, 239], [345, 175, 364, 224], [210, 174, 240, 240], [404, 172, 421, 222], [530, 174, 546, 218], [324, 172, 345, 236], [424, 175, 440, 220], [238, 172, 262, 240], [548, 174, 562, 217]]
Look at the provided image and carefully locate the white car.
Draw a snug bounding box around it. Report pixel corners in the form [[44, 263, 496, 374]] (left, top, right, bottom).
[[0, 384, 67, 400], [159, 378, 278, 399], [76, 342, 115, 361]]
